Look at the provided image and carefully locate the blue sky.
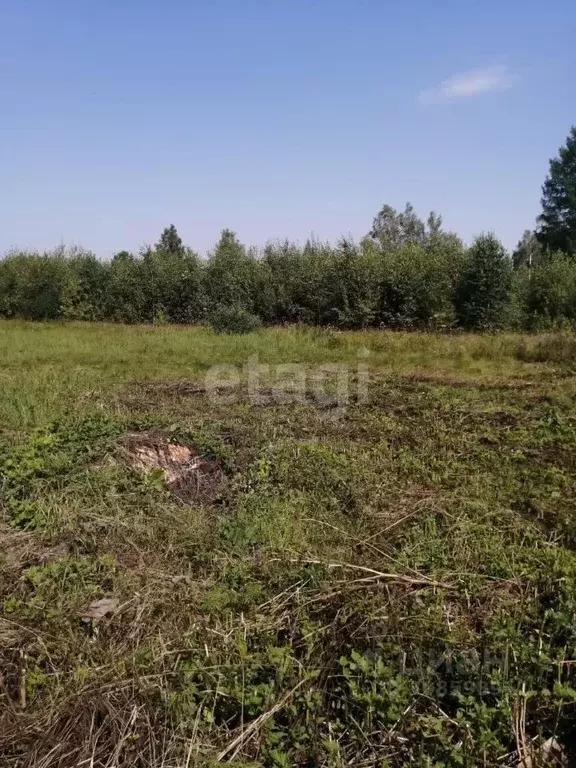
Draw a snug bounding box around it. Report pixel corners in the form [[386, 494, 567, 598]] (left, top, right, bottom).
[[1, 0, 574, 257]]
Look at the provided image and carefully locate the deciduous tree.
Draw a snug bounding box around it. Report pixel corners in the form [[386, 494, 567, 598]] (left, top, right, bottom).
[[455, 234, 512, 330]]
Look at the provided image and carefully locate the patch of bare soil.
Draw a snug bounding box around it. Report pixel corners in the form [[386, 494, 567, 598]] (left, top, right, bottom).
[[124, 379, 357, 411], [118, 431, 226, 503]]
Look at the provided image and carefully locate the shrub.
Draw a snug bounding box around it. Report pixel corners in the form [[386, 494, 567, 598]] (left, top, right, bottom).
[[208, 305, 262, 334], [503, 267, 531, 330], [1, 222, 573, 333], [283, 238, 378, 328], [60, 248, 109, 321], [0, 249, 73, 320], [204, 230, 259, 313], [523, 253, 576, 330], [374, 240, 464, 330], [455, 234, 512, 330], [142, 245, 205, 324], [103, 251, 148, 323]]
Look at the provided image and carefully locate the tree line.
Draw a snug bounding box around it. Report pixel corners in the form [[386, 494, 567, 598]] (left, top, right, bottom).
[[1, 128, 575, 332]]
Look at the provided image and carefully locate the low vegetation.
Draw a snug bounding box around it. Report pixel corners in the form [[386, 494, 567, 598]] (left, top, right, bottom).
[[1, 321, 575, 766]]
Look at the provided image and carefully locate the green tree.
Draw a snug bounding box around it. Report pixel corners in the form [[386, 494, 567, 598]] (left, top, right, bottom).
[[537, 127, 576, 255], [504, 267, 531, 330], [143, 228, 205, 323], [0, 249, 71, 320], [204, 230, 258, 312], [374, 240, 464, 330], [512, 230, 543, 269], [523, 252, 576, 329], [313, 238, 377, 328], [369, 203, 426, 251], [105, 251, 148, 323], [368, 206, 465, 328], [455, 234, 512, 330], [369, 203, 461, 254], [60, 247, 109, 320], [295, 238, 339, 325], [156, 224, 184, 255], [257, 241, 302, 323]]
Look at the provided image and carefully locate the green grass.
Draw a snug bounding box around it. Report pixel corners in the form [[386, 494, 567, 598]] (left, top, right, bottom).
[[0, 320, 575, 766]]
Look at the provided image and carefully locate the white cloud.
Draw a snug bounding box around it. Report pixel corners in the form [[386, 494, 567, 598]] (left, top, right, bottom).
[[418, 66, 517, 105]]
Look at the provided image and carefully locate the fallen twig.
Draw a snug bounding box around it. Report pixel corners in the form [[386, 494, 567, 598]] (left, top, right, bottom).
[[275, 557, 453, 590]]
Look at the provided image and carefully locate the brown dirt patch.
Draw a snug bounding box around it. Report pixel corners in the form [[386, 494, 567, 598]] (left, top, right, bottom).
[[123, 379, 354, 412], [118, 431, 226, 503]]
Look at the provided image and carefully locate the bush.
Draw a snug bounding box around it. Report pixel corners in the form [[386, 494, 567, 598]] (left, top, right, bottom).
[[374, 240, 464, 329], [455, 234, 512, 330], [103, 251, 147, 323], [60, 248, 109, 321], [0, 222, 573, 333], [503, 267, 531, 330], [0, 249, 72, 320], [523, 253, 576, 330], [142, 245, 205, 324], [208, 305, 262, 334], [204, 230, 259, 314]]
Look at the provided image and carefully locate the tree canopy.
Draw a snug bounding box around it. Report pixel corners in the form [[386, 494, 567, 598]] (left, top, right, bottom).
[[537, 126, 576, 255], [3, 121, 576, 335]]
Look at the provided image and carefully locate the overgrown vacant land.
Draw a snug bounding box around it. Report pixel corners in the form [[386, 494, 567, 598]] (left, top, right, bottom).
[[1, 322, 575, 767]]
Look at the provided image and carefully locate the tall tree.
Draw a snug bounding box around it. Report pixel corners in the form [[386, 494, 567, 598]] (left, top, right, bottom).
[[369, 203, 457, 253], [537, 127, 576, 255], [512, 230, 543, 269], [370, 203, 425, 251], [156, 224, 184, 255], [455, 234, 512, 330]]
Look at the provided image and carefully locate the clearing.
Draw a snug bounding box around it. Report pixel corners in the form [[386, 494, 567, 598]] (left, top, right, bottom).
[[0, 321, 575, 767]]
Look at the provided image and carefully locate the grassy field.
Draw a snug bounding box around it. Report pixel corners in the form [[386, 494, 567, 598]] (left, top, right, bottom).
[[1, 321, 576, 767]]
